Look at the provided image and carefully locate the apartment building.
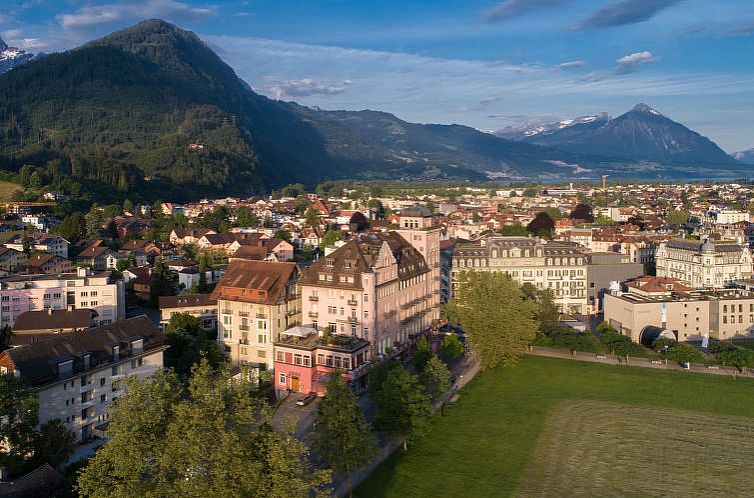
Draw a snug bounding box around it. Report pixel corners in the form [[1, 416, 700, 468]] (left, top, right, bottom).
[[0, 316, 166, 443], [604, 276, 754, 343], [299, 231, 435, 357], [273, 325, 370, 397], [655, 239, 752, 288], [452, 236, 588, 314], [5, 234, 69, 258], [212, 260, 300, 371], [159, 294, 218, 331], [0, 267, 125, 327], [585, 252, 644, 313]]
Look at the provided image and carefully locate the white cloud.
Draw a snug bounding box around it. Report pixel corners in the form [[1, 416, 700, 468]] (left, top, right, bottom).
[[616, 50, 657, 72], [261, 78, 353, 99], [555, 60, 586, 69], [56, 0, 216, 32]]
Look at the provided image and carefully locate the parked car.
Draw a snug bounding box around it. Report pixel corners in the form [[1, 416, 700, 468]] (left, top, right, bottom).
[[296, 393, 317, 406], [681, 362, 691, 370]]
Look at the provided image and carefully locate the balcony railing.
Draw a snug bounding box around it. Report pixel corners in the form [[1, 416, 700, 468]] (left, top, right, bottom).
[[347, 316, 358, 324], [256, 313, 267, 319], [238, 311, 250, 317], [347, 299, 358, 306], [308, 295, 319, 302], [221, 309, 232, 315], [308, 311, 319, 318], [239, 325, 250, 331]]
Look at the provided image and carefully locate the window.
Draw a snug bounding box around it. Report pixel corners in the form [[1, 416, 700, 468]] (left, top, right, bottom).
[[100, 378, 106, 387], [100, 394, 106, 403], [279, 373, 286, 385], [258, 333, 266, 344], [303, 356, 311, 367]]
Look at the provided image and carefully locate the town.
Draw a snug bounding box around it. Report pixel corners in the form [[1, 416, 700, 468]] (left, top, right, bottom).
[[3, 179, 754, 494]]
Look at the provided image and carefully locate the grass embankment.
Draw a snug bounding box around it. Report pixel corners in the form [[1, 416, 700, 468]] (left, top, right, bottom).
[[0, 180, 22, 200], [355, 355, 754, 497]]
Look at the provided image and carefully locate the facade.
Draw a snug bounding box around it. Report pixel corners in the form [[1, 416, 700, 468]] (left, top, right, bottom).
[[700, 209, 748, 225], [20, 253, 73, 275], [5, 235, 69, 259], [586, 252, 644, 313], [212, 260, 300, 371], [299, 231, 435, 357], [159, 294, 218, 331], [655, 239, 752, 288], [0, 247, 27, 273], [11, 308, 96, 346], [273, 326, 370, 397], [0, 316, 166, 443], [0, 267, 125, 327], [604, 276, 754, 342], [452, 236, 588, 314]]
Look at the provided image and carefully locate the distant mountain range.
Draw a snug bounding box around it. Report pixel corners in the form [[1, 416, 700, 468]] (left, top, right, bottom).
[[733, 149, 754, 165], [0, 21, 748, 203], [0, 37, 33, 75], [497, 104, 738, 166]]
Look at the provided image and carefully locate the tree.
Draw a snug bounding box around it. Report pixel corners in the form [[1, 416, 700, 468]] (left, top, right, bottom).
[[665, 343, 705, 364], [123, 199, 134, 214], [31, 419, 75, 469], [594, 214, 616, 226], [570, 204, 594, 223], [368, 359, 402, 397], [304, 207, 320, 228], [472, 211, 481, 223], [320, 229, 344, 250], [521, 283, 559, 334], [197, 254, 209, 294], [85, 203, 103, 239], [294, 195, 310, 214], [413, 336, 432, 372], [349, 212, 370, 232], [0, 375, 38, 476], [235, 206, 258, 228], [150, 257, 175, 306], [76, 362, 330, 497], [0, 325, 12, 351], [445, 271, 538, 369], [526, 212, 555, 237], [522, 187, 538, 197], [420, 356, 451, 415], [666, 209, 690, 225], [372, 366, 431, 451], [314, 372, 377, 498], [164, 313, 223, 378], [499, 223, 529, 236], [441, 334, 464, 361], [56, 212, 86, 245], [273, 229, 292, 243]]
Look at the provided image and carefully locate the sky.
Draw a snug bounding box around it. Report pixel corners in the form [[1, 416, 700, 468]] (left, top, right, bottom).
[[2, 0, 754, 152]]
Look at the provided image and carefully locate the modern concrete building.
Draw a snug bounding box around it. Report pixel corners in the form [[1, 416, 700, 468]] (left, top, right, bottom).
[[655, 239, 752, 288], [0, 316, 166, 443], [586, 252, 644, 313], [159, 294, 218, 331], [0, 268, 125, 328], [604, 276, 754, 343], [452, 236, 588, 314], [212, 260, 300, 371]]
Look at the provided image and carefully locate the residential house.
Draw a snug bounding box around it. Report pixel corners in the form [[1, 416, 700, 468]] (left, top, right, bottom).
[[19, 254, 72, 275], [159, 294, 218, 331], [11, 308, 97, 346], [5, 234, 69, 258]]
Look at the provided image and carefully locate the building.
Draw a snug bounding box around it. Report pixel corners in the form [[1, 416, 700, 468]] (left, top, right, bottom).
[[0, 316, 166, 443], [586, 252, 644, 313], [0, 247, 27, 273], [699, 209, 748, 225], [655, 239, 752, 288], [299, 232, 435, 357], [273, 326, 370, 397], [5, 234, 69, 259], [604, 276, 754, 343], [0, 268, 125, 327], [19, 253, 73, 275], [11, 308, 97, 346], [159, 294, 218, 331], [452, 236, 588, 314], [212, 260, 300, 371]]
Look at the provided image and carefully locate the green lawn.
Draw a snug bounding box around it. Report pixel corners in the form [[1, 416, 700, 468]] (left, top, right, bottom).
[[355, 356, 754, 497], [0, 180, 21, 200]]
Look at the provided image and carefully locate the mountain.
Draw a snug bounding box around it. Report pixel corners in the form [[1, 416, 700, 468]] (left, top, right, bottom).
[[497, 113, 610, 141], [733, 149, 754, 165], [502, 104, 738, 166], [0, 20, 604, 202], [0, 37, 34, 75]]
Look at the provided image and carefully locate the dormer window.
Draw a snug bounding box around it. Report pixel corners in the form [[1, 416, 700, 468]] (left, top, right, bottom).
[[325, 259, 335, 267], [130, 339, 144, 355]]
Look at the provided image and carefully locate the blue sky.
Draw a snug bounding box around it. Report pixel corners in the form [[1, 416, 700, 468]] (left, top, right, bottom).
[[2, 0, 754, 152]]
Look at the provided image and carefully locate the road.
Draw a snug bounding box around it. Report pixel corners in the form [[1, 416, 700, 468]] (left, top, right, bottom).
[[528, 346, 750, 378]]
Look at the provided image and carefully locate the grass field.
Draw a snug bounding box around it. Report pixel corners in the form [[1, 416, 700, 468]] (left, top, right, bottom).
[[0, 180, 21, 200], [355, 356, 754, 497]]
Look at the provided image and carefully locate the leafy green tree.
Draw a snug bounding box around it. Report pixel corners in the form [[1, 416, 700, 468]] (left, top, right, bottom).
[[294, 195, 310, 214], [445, 271, 538, 369], [56, 212, 86, 245], [522, 187, 538, 197], [666, 209, 690, 225], [570, 204, 594, 222], [314, 371, 377, 498], [304, 207, 320, 228], [31, 419, 75, 469], [521, 283, 559, 334], [372, 366, 431, 451], [368, 359, 402, 397], [21, 231, 31, 255], [441, 334, 464, 361], [0, 375, 38, 476], [413, 336, 432, 372], [499, 223, 529, 236], [420, 356, 451, 415], [273, 229, 292, 243], [235, 206, 258, 228], [150, 257, 175, 306], [666, 343, 705, 364], [76, 361, 330, 497], [164, 313, 223, 378], [123, 199, 134, 213], [85, 203, 103, 239], [472, 211, 481, 223], [320, 229, 344, 250], [594, 214, 616, 226]]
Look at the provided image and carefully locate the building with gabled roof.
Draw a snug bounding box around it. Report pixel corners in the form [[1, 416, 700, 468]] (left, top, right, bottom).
[[211, 260, 300, 371]]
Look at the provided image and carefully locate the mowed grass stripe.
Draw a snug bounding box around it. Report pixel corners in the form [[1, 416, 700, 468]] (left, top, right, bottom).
[[355, 356, 754, 498]]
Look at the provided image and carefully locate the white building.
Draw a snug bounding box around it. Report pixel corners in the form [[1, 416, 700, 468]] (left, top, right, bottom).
[[655, 239, 753, 288]]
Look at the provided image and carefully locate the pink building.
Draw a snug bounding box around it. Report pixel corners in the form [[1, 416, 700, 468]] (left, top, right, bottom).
[[273, 326, 370, 397], [299, 230, 436, 357]]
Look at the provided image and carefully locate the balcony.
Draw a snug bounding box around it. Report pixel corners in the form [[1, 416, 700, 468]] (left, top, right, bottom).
[[239, 338, 249, 345], [221, 309, 233, 315], [238, 311, 250, 317], [80, 383, 95, 393], [256, 313, 267, 319], [239, 325, 250, 331], [401, 302, 412, 310], [286, 309, 298, 317], [308, 295, 319, 302], [347, 299, 358, 306], [347, 316, 358, 324], [308, 311, 319, 318], [383, 310, 397, 319]]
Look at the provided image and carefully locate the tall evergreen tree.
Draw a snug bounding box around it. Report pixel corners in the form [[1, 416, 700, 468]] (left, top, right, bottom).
[[372, 366, 431, 451]]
